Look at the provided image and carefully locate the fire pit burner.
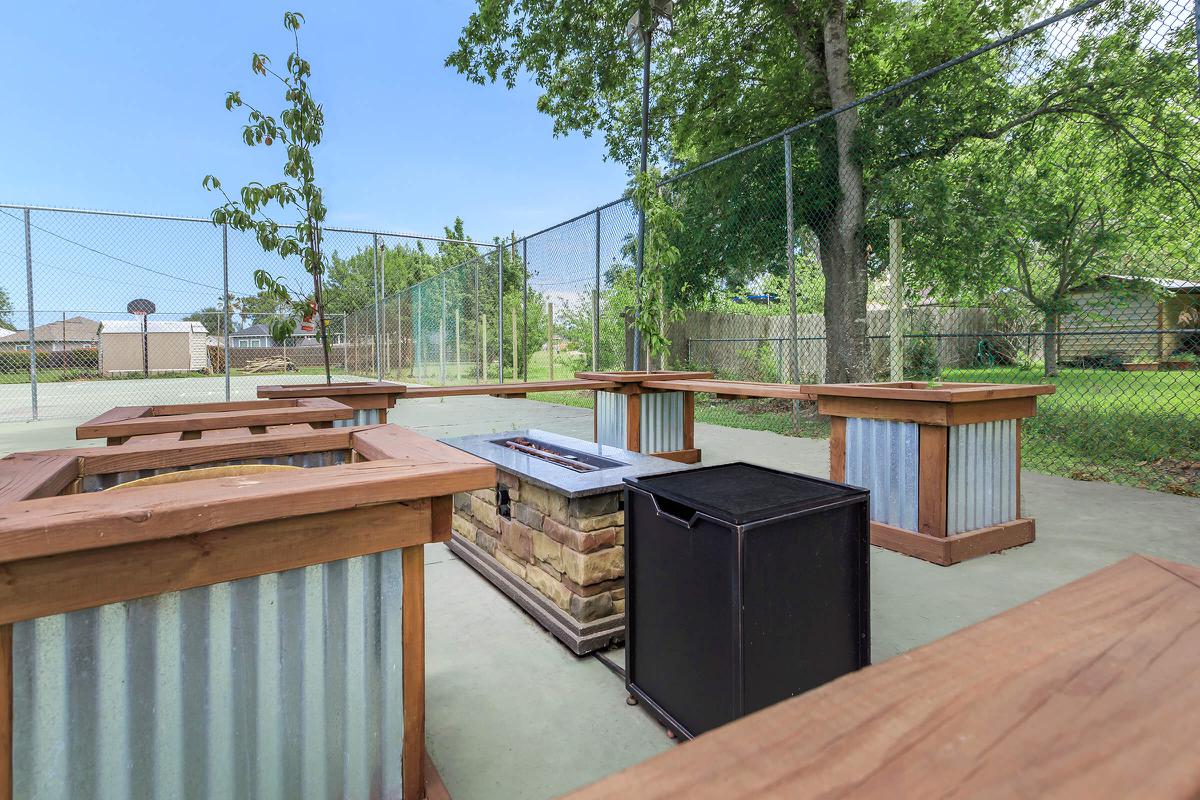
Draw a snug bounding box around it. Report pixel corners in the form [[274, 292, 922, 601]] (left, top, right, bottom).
[[491, 435, 627, 473]]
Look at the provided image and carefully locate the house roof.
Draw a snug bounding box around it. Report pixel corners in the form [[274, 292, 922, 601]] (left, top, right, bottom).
[[0, 315, 99, 343], [100, 320, 207, 334], [1071, 274, 1200, 293]]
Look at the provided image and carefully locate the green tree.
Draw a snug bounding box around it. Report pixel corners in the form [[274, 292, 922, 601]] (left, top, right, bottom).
[[448, 0, 1196, 381], [204, 11, 335, 383], [0, 288, 13, 329], [185, 304, 225, 335]]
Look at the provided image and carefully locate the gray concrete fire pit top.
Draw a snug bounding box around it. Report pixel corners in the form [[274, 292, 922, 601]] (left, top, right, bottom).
[[439, 428, 693, 498]]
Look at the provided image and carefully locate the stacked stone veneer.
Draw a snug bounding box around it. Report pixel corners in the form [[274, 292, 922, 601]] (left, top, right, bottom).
[[451, 469, 626, 625]]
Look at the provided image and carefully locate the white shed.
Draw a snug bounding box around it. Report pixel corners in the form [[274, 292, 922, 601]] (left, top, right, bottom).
[[99, 320, 209, 375]]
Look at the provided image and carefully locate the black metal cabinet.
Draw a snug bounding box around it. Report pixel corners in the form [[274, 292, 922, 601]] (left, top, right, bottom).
[[623, 462, 870, 739]]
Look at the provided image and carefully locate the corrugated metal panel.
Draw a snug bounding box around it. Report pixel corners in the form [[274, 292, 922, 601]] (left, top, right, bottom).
[[334, 409, 382, 427], [640, 391, 684, 454], [80, 451, 349, 492], [845, 418, 918, 531], [12, 550, 407, 800], [947, 419, 1017, 534], [595, 390, 627, 449]]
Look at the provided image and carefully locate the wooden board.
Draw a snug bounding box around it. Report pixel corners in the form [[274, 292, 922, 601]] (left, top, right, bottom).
[[917, 425, 948, 537], [575, 370, 713, 384], [0, 453, 80, 505], [0, 501, 432, 626], [828, 417, 846, 483], [76, 397, 353, 439], [256, 381, 408, 398], [807, 380, 1056, 403], [54, 427, 359, 476], [401, 379, 619, 399], [351, 425, 495, 471], [75, 405, 150, 432], [402, 545, 426, 800], [562, 555, 1200, 799], [870, 518, 1034, 566], [0, 458, 494, 565], [641, 379, 818, 400]]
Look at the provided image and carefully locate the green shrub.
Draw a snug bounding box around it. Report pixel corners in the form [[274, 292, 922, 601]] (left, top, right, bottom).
[[904, 335, 940, 380]]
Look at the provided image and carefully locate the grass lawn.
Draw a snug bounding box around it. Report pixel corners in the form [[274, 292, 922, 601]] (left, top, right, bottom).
[[535, 365, 1199, 497]]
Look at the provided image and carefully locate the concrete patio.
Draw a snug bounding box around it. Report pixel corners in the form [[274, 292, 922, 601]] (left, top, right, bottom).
[[2, 394, 1197, 800]]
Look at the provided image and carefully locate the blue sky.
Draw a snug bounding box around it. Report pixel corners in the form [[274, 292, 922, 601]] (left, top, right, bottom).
[[0, 1, 629, 240]]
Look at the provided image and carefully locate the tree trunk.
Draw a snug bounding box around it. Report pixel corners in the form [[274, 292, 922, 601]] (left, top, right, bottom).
[[819, 0, 869, 384], [1042, 311, 1059, 377]]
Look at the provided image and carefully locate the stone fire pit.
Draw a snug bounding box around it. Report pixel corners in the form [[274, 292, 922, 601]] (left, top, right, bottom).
[[440, 429, 692, 654]]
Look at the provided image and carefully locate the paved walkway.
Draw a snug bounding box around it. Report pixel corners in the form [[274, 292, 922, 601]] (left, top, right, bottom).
[[2, 395, 1198, 799]]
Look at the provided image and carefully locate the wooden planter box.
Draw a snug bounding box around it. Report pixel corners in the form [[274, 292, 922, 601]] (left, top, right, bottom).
[[576, 371, 713, 464], [809, 381, 1055, 566], [0, 423, 492, 799], [256, 381, 410, 425], [77, 397, 356, 444]]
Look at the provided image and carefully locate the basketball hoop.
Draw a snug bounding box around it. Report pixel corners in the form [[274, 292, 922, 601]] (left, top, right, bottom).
[[127, 298, 156, 316]]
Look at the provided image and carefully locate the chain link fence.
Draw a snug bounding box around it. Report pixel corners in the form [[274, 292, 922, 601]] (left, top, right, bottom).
[[358, 0, 1199, 496], [2, 0, 1196, 496], [0, 205, 487, 422]]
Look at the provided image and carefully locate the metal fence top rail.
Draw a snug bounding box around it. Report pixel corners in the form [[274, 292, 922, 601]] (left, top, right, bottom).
[[0, 202, 495, 248]]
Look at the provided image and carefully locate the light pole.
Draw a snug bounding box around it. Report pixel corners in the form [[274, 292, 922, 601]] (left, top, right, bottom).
[[626, 0, 672, 370]]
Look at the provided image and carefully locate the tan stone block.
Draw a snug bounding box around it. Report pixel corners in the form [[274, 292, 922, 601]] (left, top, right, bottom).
[[537, 560, 562, 581], [569, 492, 619, 519], [612, 598, 625, 615], [562, 576, 622, 597], [543, 517, 618, 554], [525, 564, 571, 611], [502, 517, 533, 562], [611, 586, 625, 601], [512, 501, 544, 531], [494, 547, 527, 580], [451, 512, 476, 541], [475, 529, 497, 556], [573, 511, 623, 532], [470, 488, 496, 504], [471, 496, 498, 530], [561, 545, 623, 587], [521, 481, 568, 523], [452, 492, 472, 514], [570, 591, 614, 622], [532, 530, 564, 571], [616, 524, 624, 545]]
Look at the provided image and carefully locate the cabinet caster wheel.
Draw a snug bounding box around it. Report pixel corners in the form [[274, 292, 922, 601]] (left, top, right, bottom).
[[626, 695, 638, 706]]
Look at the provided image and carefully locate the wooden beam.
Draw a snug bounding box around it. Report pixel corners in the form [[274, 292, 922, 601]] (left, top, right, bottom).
[[682, 391, 695, 451], [828, 417, 846, 483], [652, 448, 702, 464], [869, 518, 1034, 567], [76, 397, 353, 440], [0, 453, 79, 505], [917, 425, 948, 538], [62, 427, 357, 476], [626, 392, 641, 452], [0, 459, 495, 565], [818, 395, 951, 426], [402, 545, 426, 800], [0, 501, 433, 626], [400, 378, 619, 399], [641, 379, 817, 401], [351, 426, 494, 471], [0, 624, 10, 800]]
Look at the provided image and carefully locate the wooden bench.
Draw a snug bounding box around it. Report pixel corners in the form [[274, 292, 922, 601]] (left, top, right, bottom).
[[77, 397, 355, 444]]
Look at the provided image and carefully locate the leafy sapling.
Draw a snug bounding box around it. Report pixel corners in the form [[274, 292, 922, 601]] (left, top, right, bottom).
[[203, 10, 334, 383]]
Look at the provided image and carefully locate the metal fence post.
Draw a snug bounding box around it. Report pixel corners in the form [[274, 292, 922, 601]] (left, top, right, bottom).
[[474, 264, 482, 381], [593, 210, 601, 370], [522, 238, 529, 382], [440, 274, 447, 385], [373, 234, 383, 381], [23, 208, 38, 421], [497, 244, 505, 384], [889, 218, 905, 381], [784, 136, 799, 430], [222, 223, 231, 400], [416, 283, 423, 380]]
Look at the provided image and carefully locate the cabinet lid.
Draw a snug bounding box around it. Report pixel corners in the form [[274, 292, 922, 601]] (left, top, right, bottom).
[[625, 462, 866, 526]]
